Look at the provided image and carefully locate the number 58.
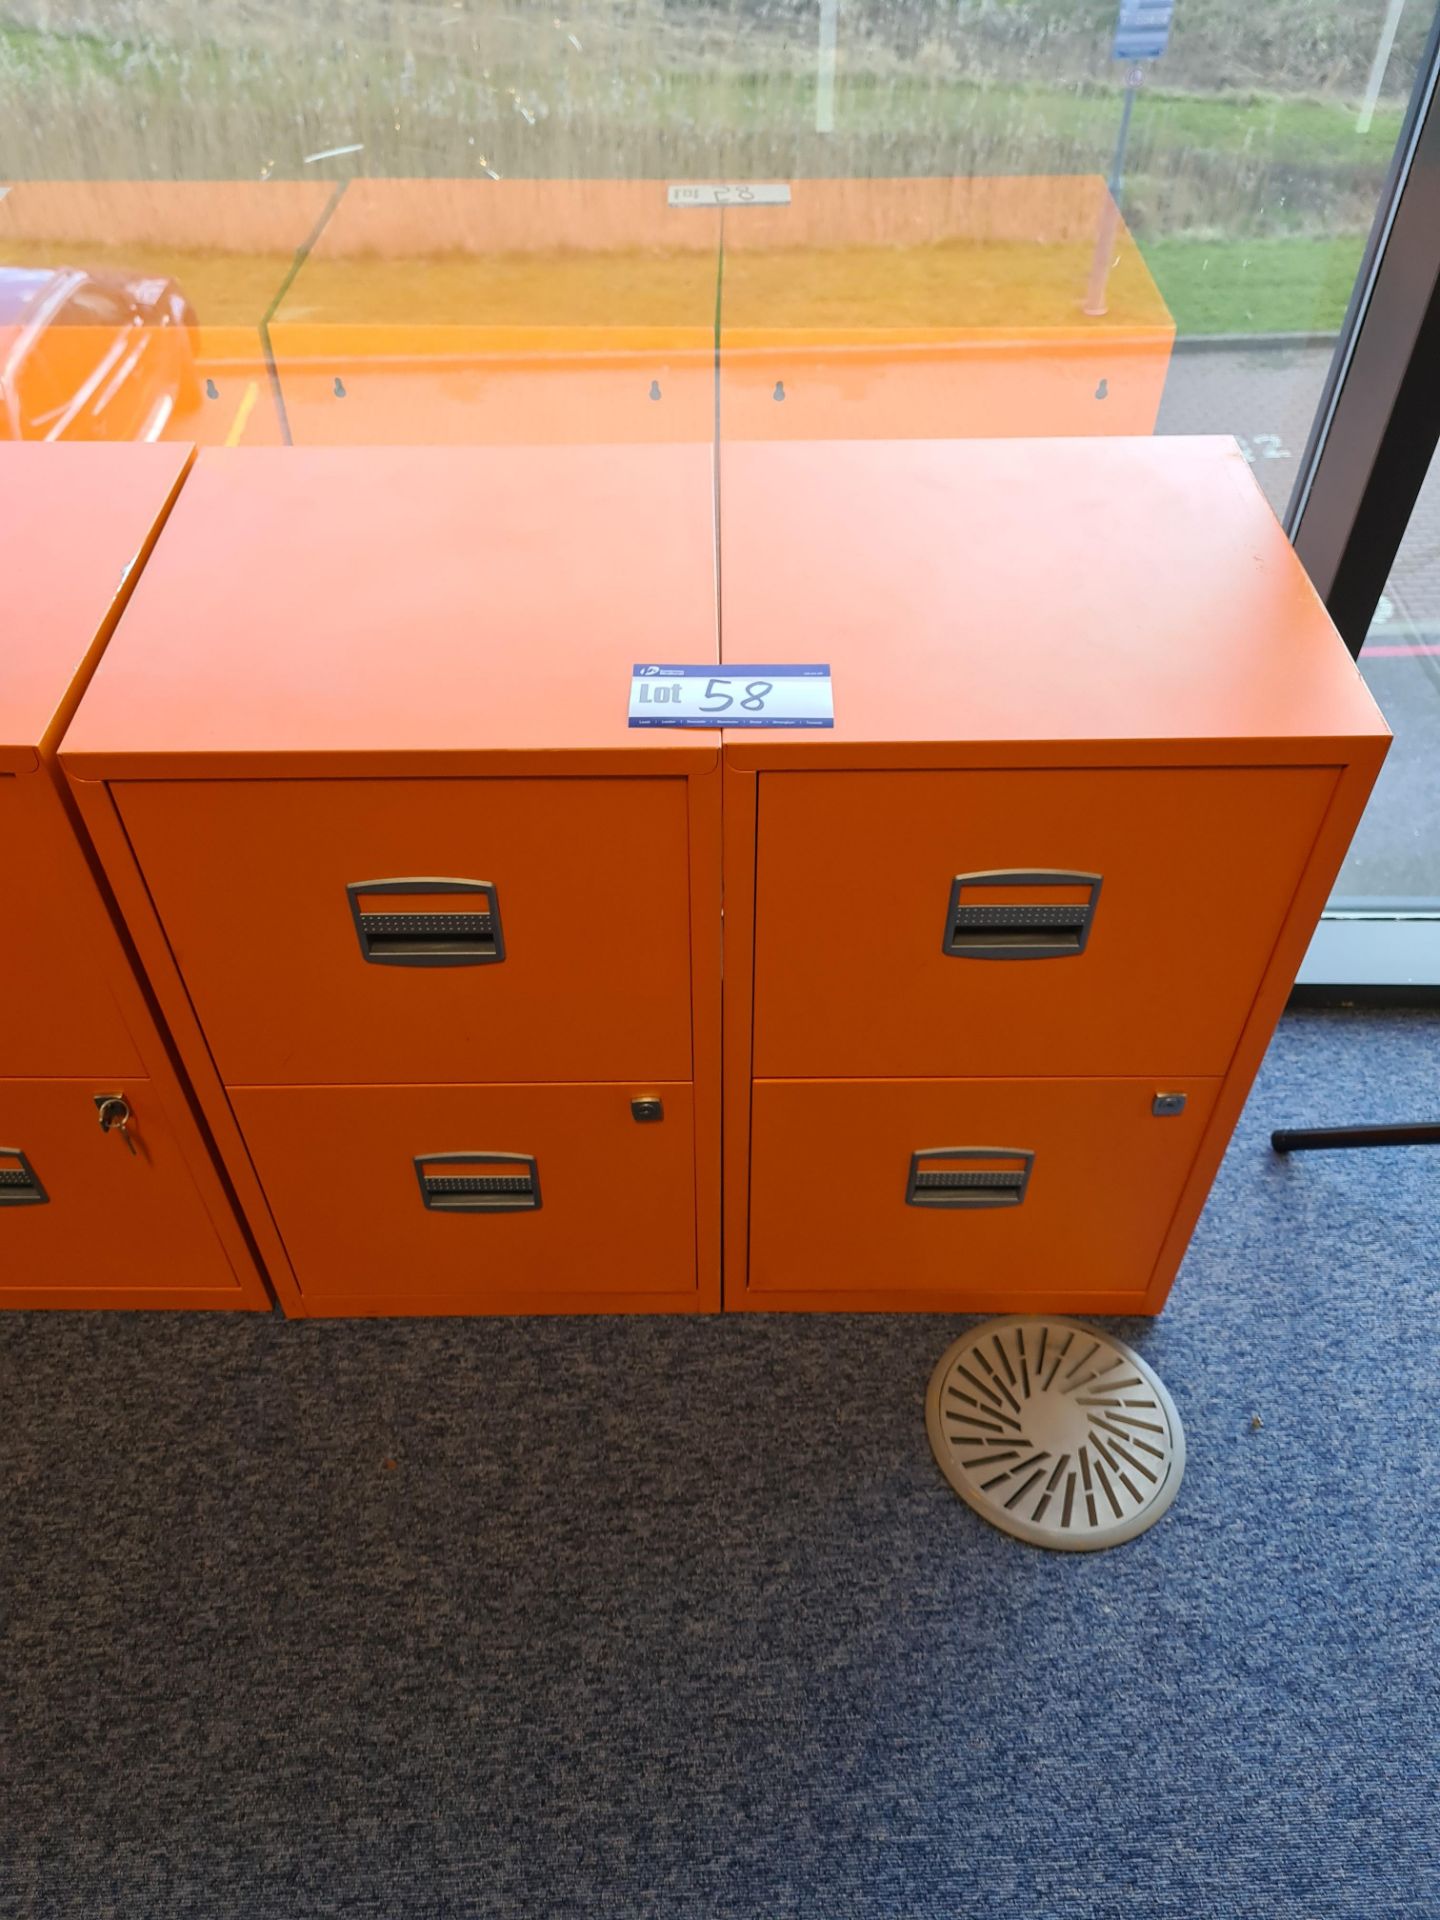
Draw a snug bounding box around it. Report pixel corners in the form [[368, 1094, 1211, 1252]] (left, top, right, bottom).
[[701, 678, 774, 712]]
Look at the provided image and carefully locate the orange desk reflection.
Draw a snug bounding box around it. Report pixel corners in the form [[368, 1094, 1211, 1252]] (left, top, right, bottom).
[[2, 176, 1172, 448], [0, 182, 331, 446], [719, 177, 1174, 439], [269, 180, 720, 446]]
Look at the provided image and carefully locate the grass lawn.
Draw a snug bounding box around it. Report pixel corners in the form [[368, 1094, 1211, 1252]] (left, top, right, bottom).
[[1141, 234, 1366, 334], [0, 18, 1383, 336], [656, 73, 1404, 168], [0, 18, 1405, 179]]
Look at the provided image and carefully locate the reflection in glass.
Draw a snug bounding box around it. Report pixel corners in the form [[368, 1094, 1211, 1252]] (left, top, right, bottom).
[[0, 1, 1433, 469]]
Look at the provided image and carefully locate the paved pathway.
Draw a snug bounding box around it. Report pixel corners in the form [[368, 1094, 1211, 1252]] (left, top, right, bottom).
[[1158, 342, 1439, 902]]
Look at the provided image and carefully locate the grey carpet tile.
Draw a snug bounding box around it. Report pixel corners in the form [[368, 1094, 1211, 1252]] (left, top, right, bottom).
[[3, 1009, 1438, 1920]]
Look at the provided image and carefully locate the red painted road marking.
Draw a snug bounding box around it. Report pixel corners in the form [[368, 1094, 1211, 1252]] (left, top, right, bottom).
[[1363, 643, 1440, 658]]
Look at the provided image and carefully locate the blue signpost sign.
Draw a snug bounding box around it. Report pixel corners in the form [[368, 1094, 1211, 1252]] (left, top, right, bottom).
[[1113, 0, 1175, 62]]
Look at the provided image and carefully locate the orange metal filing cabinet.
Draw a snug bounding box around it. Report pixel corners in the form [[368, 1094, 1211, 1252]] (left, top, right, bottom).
[[0, 443, 270, 1309], [719, 437, 1389, 1315], [719, 178, 1174, 442], [62, 444, 722, 1318]]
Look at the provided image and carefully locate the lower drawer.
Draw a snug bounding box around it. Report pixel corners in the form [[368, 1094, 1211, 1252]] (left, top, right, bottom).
[[230, 1081, 698, 1314], [0, 1077, 247, 1305], [746, 1075, 1220, 1308]]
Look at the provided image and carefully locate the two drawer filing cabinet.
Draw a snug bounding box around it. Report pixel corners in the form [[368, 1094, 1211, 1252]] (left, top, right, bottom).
[[63, 445, 723, 1317], [718, 437, 1390, 1314], [1, 443, 269, 1310]]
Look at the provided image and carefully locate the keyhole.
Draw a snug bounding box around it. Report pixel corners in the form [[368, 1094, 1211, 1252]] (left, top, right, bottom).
[[773, 380, 786, 402], [333, 377, 347, 398], [649, 379, 662, 401], [95, 1093, 137, 1153], [1094, 378, 1109, 400], [204, 378, 219, 400]]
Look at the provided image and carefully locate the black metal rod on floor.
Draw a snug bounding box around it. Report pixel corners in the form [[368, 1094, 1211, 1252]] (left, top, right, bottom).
[[1271, 1122, 1440, 1153]]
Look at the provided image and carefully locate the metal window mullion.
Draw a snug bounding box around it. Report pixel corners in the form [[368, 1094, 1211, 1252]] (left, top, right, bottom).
[[1287, 7, 1440, 653]]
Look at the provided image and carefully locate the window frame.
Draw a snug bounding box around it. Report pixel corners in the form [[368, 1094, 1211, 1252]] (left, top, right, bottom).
[[1285, 5, 1440, 996]]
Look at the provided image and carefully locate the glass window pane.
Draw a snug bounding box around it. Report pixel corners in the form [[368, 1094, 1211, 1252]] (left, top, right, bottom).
[[1331, 443, 1440, 906], [0, 2, 1435, 461]]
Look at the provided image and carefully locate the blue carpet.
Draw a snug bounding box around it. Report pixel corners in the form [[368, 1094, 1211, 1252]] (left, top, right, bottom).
[[3, 1009, 1438, 1919]]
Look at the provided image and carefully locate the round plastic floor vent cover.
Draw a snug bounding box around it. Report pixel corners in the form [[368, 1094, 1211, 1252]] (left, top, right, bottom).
[[926, 1316, 1185, 1551]]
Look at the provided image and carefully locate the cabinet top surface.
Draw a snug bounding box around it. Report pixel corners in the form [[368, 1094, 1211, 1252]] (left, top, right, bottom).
[[55, 436, 1389, 778], [717, 436, 1389, 766], [63, 443, 720, 774], [1, 441, 192, 768]]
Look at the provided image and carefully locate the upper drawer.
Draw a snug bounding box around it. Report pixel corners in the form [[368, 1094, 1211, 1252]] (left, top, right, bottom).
[[752, 767, 1336, 1079], [116, 777, 695, 1085]]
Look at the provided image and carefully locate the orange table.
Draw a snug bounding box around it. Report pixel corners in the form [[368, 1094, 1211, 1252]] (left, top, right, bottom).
[[1, 442, 271, 1309], [63, 444, 722, 1318], [719, 177, 1174, 439], [270, 180, 721, 446], [718, 436, 1388, 1314], [0, 180, 333, 446]]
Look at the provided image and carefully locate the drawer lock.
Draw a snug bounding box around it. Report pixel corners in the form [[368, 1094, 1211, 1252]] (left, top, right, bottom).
[[944, 870, 1102, 960], [414, 1151, 541, 1213], [349, 878, 504, 968], [906, 1147, 1034, 1210], [0, 1147, 48, 1207], [94, 1093, 138, 1155]]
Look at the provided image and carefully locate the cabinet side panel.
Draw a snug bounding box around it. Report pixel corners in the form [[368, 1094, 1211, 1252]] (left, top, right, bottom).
[[722, 763, 759, 1306], [64, 773, 298, 1313], [689, 766, 723, 1311], [1143, 749, 1388, 1310], [2, 769, 145, 1077]]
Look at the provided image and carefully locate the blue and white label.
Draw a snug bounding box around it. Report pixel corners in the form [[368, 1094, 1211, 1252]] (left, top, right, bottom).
[[1113, 0, 1173, 59], [629, 663, 833, 728], [667, 183, 792, 208]]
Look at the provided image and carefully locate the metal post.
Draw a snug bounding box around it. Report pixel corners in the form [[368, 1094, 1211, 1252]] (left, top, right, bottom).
[[816, 0, 838, 134], [1084, 70, 1140, 318], [1358, 0, 1407, 135]]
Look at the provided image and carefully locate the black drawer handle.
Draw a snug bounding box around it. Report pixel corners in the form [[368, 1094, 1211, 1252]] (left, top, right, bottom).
[[414, 1152, 541, 1213], [0, 1148, 48, 1207], [348, 878, 504, 968], [906, 1148, 1034, 1210], [943, 870, 1102, 960]]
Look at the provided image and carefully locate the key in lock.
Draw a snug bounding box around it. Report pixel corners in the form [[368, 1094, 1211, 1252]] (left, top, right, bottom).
[[94, 1093, 137, 1155]]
